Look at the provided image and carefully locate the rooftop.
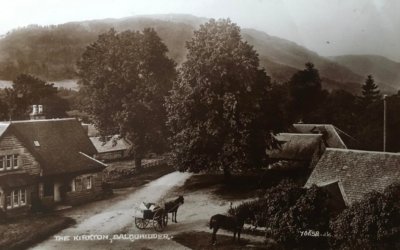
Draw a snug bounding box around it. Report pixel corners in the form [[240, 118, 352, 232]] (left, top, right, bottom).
[[306, 148, 400, 205]]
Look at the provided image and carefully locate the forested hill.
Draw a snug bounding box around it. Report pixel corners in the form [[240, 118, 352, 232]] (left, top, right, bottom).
[[0, 14, 398, 93]]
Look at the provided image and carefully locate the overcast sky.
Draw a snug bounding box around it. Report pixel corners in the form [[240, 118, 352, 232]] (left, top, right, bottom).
[[0, 0, 399, 61]]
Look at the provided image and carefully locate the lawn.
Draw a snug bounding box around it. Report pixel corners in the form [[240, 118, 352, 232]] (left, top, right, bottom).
[[173, 231, 276, 250], [0, 214, 74, 250]]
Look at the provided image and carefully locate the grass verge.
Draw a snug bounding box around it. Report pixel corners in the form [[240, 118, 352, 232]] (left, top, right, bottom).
[[178, 168, 310, 200], [172, 231, 273, 250], [107, 163, 176, 189], [0, 214, 75, 250]]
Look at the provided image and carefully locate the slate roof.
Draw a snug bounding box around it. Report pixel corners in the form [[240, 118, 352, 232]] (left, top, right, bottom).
[[305, 148, 400, 205], [291, 124, 347, 149], [266, 133, 323, 161], [0, 119, 106, 176], [90, 135, 131, 154]]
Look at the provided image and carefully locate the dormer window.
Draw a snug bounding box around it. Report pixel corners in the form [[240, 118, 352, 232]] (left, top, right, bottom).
[[34, 141, 40, 147]]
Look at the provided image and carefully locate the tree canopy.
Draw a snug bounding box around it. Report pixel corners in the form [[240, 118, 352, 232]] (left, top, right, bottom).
[[166, 19, 280, 175], [4, 73, 68, 120], [330, 183, 400, 249], [288, 62, 325, 122], [77, 28, 176, 169]]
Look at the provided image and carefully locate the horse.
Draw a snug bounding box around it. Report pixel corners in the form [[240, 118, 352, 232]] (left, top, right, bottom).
[[164, 195, 184, 223], [209, 208, 249, 245]]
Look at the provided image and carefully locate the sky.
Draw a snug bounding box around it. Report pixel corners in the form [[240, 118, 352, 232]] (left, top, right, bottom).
[[0, 0, 399, 61]]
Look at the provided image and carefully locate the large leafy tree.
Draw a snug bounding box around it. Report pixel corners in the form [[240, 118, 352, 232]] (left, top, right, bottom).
[[77, 28, 176, 169], [166, 19, 279, 176]]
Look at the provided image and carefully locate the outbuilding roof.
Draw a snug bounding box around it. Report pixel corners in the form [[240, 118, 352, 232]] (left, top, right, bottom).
[[291, 124, 347, 149], [90, 135, 131, 154], [266, 133, 323, 161], [305, 148, 400, 205]]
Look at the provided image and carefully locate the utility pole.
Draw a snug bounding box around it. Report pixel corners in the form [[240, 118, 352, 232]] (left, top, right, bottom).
[[383, 94, 387, 152]]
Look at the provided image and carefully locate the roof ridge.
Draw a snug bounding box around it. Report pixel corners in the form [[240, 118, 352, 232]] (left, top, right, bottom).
[[294, 123, 334, 126], [279, 133, 323, 136], [326, 147, 400, 156], [9, 118, 76, 123]]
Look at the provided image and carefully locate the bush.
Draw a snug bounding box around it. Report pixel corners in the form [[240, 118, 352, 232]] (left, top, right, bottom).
[[230, 181, 333, 249], [228, 180, 302, 227], [330, 183, 400, 249]]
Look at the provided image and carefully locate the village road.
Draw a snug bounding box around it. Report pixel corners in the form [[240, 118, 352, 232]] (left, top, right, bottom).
[[30, 171, 263, 249], [30, 171, 193, 250]]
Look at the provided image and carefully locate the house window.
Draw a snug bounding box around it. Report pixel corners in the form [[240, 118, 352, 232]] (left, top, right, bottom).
[[0, 156, 4, 171], [6, 155, 12, 170], [0, 154, 19, 171], [13, 154, 19, 169], [13, 191, 19, 207], [86, 176, 92, 189], [20, 189, 26, 205], [5, 189, 27, 209], [6, 193, 12, 209]]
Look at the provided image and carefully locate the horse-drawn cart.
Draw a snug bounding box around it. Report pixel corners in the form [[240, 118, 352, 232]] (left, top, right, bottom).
[[134, 203, 168, 232]]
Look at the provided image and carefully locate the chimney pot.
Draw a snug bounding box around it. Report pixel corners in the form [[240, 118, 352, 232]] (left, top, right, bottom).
[[32, 105, 37, 115]]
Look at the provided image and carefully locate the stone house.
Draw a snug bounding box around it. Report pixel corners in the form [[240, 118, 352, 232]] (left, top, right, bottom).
[[0, 118, 106, 217]]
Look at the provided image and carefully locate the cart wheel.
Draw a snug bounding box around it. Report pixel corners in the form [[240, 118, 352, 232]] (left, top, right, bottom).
[[153, 209, 167, 232], [135, 217, 149, 229]]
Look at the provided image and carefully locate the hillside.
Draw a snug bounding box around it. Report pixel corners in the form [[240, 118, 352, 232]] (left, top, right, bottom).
[[0, 14, 397, 94], [331, 55, 400, 93]]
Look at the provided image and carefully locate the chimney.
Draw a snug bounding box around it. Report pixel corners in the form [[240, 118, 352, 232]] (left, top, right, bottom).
[[38, 105, 43, 114], [30, 104, 46, 120], [32, 105, 38, 115]]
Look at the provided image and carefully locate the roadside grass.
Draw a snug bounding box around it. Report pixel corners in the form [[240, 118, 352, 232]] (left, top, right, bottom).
[[173, 231, 273, 250], [0, 214, 75, 250], [105, 163, 176, 189], [178, 168, 310, 200]]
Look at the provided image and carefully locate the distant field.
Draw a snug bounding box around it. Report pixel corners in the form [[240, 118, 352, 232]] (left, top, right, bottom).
[[0, 79, 79, 90]]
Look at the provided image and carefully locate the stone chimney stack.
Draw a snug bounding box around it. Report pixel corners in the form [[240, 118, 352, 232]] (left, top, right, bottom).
[[30, 104, 46, 120]]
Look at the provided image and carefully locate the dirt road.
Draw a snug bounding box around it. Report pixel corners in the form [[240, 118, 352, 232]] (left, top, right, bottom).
[[30, 171, 262, 250]]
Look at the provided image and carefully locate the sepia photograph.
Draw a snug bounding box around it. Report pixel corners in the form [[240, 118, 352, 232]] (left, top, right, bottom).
[[0, 0, 399, 249]]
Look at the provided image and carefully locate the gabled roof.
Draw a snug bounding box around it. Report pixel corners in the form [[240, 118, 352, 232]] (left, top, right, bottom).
[[305, 148, 400, 205], [90, 135, 131, 154], [266, 133, 323, 161], [0, 123, 9, 137], [0, 118, 106, 176], [291, 124, 347, 149]]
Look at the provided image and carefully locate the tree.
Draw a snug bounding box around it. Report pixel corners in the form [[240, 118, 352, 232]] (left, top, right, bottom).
[[361, 75, 381, 105], [166, 19, 279, 177], [77, 28, 176, 169], [5, 74, 58, 120], [288, 62, 324, 122]]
